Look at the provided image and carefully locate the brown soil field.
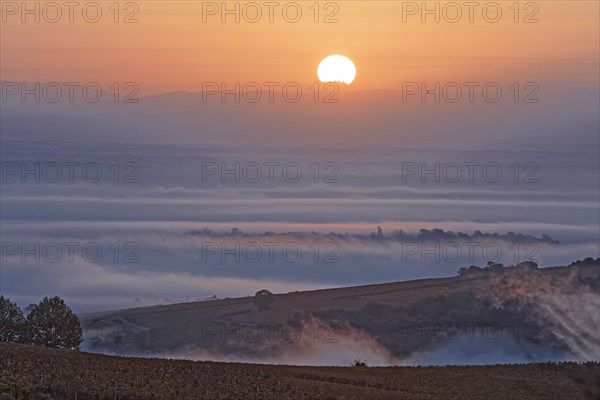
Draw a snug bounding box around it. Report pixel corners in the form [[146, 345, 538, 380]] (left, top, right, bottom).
[[1, 342, 599, 400]]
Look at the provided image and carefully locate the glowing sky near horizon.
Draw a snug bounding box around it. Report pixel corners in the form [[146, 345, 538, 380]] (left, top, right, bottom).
[[1, 1, 598, 95]]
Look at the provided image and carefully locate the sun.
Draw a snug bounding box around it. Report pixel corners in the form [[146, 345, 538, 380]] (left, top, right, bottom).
[[317, 55, 356, 85]]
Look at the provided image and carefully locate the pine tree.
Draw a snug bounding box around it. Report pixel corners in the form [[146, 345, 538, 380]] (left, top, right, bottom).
[[0, 295, 26, 342], [25, 296, 82, 349]]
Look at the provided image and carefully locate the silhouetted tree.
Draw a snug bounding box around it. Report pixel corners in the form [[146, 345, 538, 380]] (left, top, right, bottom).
[[25, 296, 82, 349], [369, 226, 384, 239], [0, 295, 26, 343], [254, 289, 274, 311], [353, 358, 368, 367]]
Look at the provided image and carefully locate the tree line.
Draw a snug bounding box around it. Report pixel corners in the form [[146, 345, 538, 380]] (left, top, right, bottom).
[[0, 295, 82, 349]]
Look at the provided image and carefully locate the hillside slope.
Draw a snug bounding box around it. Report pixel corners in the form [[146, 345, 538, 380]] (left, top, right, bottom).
[[79, 260, 600, 364]]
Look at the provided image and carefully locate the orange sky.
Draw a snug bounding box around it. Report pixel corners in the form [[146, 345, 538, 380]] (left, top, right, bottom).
[[1, 1, 598, 94]]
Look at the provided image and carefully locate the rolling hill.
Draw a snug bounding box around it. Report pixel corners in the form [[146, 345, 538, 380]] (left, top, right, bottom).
[[79, 259, 600, 365]]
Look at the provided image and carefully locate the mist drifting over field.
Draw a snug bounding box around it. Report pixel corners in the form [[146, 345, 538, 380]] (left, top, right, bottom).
[[2, 141, 598, 312]]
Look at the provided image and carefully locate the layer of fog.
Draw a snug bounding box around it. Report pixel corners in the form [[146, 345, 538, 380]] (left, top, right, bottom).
[[2, 228, 598, 312]]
